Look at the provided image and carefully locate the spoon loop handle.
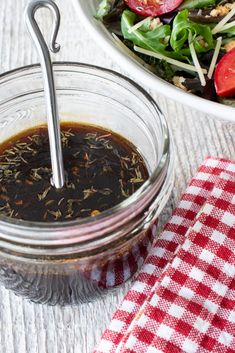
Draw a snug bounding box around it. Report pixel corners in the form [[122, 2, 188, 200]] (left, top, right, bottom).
[[25, 0, 65, 189]]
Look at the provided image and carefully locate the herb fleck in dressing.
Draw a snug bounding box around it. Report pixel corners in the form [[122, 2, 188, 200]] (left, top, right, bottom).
[[0, 123, 148, 222]]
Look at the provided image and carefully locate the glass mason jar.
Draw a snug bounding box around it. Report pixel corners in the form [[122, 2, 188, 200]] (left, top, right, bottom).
[[0, 63, 174, 305]]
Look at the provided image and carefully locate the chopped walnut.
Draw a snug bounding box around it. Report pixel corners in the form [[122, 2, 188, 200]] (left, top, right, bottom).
[[224, 40, 235, 52], [150, 18, 162, 30], [225, 2, 235, 10], [196, 35, 208, 48], [210, 3, 235, 17], [172, 76, 188, 92]]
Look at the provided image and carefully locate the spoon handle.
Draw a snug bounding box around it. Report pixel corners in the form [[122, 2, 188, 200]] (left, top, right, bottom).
[[25, 0, 65, 189]]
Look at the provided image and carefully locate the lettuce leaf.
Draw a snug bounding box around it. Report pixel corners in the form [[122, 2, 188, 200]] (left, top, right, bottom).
[[121, 10, 187, 60], [170, 9, 214, 55]]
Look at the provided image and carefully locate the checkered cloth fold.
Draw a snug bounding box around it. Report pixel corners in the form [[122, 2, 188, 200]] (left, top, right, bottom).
[[95, 157, 235, 353]]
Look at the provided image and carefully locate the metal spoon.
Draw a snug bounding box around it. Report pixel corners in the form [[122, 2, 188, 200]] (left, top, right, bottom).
[[25, 0, 65, 189]]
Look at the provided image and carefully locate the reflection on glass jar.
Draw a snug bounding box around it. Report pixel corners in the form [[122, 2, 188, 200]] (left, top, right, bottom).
[[0, 63, 174, 305]]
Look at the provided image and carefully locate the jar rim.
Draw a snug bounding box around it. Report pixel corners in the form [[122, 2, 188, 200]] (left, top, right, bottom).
[[0, 62, 171, 244]]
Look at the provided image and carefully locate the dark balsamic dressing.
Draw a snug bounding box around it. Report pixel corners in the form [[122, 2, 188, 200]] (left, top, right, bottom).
[[0, 123, 148, 222]]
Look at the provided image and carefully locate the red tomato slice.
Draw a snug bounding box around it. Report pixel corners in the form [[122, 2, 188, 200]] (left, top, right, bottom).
[[125, 0, 184, 17], [215, 47, 235, 97]]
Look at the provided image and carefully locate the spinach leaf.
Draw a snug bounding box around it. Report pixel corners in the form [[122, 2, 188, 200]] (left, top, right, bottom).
[[123, 39, 175, 81], [171, 9, 214, 55], [154, 60, 176, 82], [121, 10, 187, 60]]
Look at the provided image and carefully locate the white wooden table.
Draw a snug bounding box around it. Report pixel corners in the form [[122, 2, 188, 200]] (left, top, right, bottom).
[[0, 1, 234, 352]]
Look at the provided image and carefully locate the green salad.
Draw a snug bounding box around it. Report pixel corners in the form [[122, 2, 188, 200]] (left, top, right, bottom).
[[96, 0, 235, 105]]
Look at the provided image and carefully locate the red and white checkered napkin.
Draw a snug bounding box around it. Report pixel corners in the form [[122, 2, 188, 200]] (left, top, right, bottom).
[[95, 157, 235, 353]]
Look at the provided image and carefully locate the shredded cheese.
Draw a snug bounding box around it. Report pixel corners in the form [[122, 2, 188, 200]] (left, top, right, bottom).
[[128, 16, 153, 33], [133, 45, 207, 74], [219, 20, 235, 32], [112, 33, 155, 72], [212, 6, 235, 34], [188, 33, 206, 86], [208, 37, 222, 79]]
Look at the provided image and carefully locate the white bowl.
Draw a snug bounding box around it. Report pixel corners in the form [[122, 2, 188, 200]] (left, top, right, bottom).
[[73, 0, 235, 122]]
